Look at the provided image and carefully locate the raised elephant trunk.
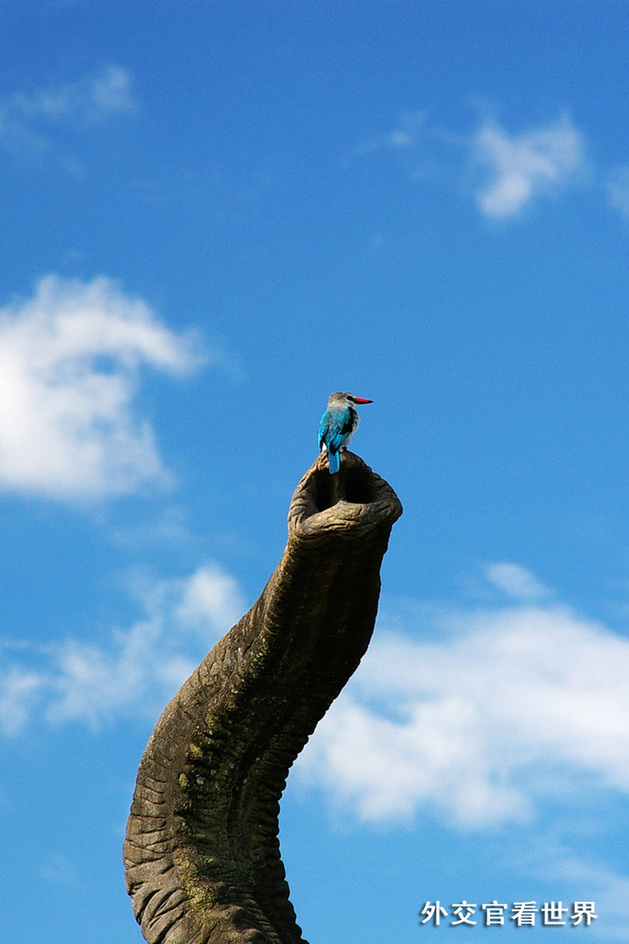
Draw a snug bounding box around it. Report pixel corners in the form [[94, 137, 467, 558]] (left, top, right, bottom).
[[124, 451, 402, 944]]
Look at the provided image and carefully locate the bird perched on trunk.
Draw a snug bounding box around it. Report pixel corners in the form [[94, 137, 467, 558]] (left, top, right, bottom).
[[318, 391, 373, 473]]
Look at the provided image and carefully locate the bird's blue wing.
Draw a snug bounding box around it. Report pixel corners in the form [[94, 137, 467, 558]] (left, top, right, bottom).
[[319, 406, 353, 452], [318, 411, 331, 449]]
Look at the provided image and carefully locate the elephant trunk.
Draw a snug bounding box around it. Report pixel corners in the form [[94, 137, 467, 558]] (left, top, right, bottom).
[[124, 451, 402, 944]]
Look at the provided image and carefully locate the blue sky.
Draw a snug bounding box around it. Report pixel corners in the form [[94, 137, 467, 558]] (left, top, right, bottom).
[[1, 1, 629, 941]]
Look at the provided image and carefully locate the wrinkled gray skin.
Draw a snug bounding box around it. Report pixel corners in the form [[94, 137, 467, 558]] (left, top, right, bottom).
[[124, 452, 402, 944]]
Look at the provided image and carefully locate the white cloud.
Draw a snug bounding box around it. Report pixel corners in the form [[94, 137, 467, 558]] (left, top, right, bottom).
[[0, 64, 136, 161], [485, 562, 551, 601], [0, 564, 245, 735], [175, 564, 245, 632], [0, 274, 204, 500], [296, 571, 629, 830], [472, 114, 585, 218]]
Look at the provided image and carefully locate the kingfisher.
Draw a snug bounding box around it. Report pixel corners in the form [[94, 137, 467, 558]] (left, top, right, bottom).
[[318, 391, 373, 474]]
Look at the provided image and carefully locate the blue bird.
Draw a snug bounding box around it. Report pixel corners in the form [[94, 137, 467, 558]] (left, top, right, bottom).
[[318, 391, 373, 474]]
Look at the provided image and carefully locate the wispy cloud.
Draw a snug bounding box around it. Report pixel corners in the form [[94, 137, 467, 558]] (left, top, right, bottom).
[[606, 166, 629, 220], [357, 110, 427, 155], [0, 665, 43, 737], [7, 64, 135, 125], [485, 561, 552, 600], [0, 64, 136, 164], [0, 564, 246, 734], [296, 564, 629, 829], [472, 114, 586, 218], [552, 856, 629, 942], [0, 274, 205, 500], [359, 108, 589, 220]]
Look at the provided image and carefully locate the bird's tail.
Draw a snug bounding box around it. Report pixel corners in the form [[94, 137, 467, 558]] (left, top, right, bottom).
[[327, 449, 340, 474]]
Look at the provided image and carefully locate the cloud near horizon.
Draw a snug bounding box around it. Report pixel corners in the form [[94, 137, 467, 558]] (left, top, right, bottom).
[[6, 554, 628, 843], [0, 274, 205, 500], [3, 557, 628, 933]]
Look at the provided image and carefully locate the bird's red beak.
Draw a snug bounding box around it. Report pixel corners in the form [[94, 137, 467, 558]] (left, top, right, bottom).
[[353, 397, 373, 404]]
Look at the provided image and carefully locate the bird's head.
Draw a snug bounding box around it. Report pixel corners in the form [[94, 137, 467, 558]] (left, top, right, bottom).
[[328, 392, 373, 407]]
